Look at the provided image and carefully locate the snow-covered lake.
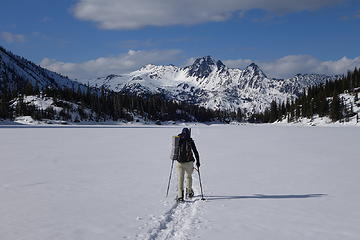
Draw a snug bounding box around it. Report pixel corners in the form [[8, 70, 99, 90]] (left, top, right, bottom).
[[1, 125, 359, 240]]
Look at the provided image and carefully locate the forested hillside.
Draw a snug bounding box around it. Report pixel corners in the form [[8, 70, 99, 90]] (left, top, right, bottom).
[[255, 68, 360, 124]]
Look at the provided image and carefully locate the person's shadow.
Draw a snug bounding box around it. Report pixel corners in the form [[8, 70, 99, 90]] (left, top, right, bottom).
[[205, 193, 326, 201]]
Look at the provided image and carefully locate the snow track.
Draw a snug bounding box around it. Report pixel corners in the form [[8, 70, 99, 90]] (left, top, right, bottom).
[[144, 199, 202, 240], [135, 179, 204, 240]]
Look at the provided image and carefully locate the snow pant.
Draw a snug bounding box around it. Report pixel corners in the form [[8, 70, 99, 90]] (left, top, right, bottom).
[[176, 161, 194, 198]]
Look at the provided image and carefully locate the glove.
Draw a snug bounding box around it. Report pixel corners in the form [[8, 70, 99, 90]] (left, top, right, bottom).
[[196, 161, 200, 168]]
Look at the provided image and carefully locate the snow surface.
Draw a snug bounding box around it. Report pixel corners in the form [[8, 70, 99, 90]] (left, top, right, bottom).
[[1, 125, 360, 240]]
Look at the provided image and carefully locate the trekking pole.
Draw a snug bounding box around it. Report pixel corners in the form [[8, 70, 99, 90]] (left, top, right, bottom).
[[166, 160, 175, 197], [195, 167, 206, 200]]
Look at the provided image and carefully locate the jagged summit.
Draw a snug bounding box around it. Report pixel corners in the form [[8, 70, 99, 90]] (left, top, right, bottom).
[[192, 56, 217, 66], [247, 63, 261, 70], [187, 56, 226, 78], [243, 62, 267, 78]]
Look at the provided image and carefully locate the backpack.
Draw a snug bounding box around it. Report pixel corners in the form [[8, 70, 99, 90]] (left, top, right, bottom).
[[178, 138, 193, 162], [170, 136, 180, 161]]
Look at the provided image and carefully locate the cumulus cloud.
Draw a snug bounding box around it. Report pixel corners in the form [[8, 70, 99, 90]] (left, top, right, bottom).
[[41, 50, 360, 81], [224, 55, 360, 78], [222, 58, 254, 69], [0, 31, 25, 43], [72, 0, 344, 29], [40, 49, 181, 80]]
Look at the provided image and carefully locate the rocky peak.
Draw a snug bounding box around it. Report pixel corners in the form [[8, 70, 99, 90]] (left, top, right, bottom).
[[105, 74, 121, 80], [187, 56, 226, 78], [243, 63, 267, 78], [194, 55, 217, 65]]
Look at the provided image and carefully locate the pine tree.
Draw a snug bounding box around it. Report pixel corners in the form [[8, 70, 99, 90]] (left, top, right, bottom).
[[330, 94, 342, 122], [236, 108, 243, 122], [269, 100, 278, 122]]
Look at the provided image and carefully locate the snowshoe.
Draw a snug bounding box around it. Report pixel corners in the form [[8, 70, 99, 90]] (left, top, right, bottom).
[[186, 188, 194, 198]]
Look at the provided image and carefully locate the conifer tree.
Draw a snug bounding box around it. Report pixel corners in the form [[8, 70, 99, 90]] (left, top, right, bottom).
[[236, 108, 243, 122], [330, 94, 342, 122]]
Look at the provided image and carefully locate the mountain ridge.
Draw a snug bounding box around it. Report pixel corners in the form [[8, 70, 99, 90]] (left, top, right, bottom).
[[0, 46, 87, 92], [79, 56, 339, 114], [0, 47, 340, 115]]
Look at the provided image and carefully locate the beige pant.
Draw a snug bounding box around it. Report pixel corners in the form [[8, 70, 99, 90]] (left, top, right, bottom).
[[176, 161, 194, 198]]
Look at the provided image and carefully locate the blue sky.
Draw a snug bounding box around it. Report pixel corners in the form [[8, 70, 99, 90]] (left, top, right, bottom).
[[1, 0, 359, 79]]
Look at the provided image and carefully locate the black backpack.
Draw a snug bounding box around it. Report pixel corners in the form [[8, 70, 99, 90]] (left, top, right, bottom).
[[178, 138, 193, 162]]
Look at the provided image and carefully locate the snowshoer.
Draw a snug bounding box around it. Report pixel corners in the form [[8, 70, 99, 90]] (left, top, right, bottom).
[[175, 128, 200, 202]]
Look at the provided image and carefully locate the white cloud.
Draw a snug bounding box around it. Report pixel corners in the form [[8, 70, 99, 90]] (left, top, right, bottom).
[[224, 55, 360, 78], [72, 0, 344, 29], [41, 51, 360, 81], [40, 49, 181, 80], [183, 57, 197, 67], [0, 32, 25, 43], [222, 58, 254, 69]]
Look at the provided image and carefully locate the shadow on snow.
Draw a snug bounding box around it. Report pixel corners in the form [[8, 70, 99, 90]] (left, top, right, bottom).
[[205, 194, 327, 201]]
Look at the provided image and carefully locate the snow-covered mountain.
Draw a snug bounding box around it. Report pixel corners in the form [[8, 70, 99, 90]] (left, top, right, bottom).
[[80, 56, 339, 113], [0, 46, 339, 115], [0, 46, 85, 91]]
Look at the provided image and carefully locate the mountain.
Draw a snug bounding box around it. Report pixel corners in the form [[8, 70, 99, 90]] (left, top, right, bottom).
[[0, 47, 227, 123], [79, 56, 339, 114], [0, 46, 86, 92], [0, 46, 340, 120]]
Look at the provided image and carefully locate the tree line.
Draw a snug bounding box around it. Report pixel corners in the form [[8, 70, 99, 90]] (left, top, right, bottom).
[[0, 79, 242, 123], [254, 68, 360, 123]]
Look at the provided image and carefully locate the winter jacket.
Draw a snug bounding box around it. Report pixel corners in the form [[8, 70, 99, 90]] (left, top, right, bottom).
[[177, 136, 199, 163]]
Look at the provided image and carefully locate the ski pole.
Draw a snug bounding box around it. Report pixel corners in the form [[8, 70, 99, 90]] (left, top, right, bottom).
[[166, 160, 175, 197], [195, 167, 206, 200]]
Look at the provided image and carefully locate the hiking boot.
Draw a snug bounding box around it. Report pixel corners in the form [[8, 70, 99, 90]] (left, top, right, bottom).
[[176, 190, 184, 202], [186, 188, 194, 198]]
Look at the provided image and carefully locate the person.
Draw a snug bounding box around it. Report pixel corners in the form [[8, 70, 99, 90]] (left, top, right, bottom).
[[176, 128, 200, 202]]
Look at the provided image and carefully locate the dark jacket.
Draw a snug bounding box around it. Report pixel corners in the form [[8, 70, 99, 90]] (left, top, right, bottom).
[[177, 136, 199, 163]]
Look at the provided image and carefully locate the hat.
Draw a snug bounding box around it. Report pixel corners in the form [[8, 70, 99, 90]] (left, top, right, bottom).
[[181, 128, 190, 138]]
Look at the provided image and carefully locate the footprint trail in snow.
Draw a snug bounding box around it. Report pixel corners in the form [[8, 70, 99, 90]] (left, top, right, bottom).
[[136, 193, 205, 240]]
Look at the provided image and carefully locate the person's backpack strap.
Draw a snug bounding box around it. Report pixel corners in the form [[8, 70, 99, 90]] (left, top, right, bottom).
[[185, 139, 193, 161], [189, 138, 199, 162]]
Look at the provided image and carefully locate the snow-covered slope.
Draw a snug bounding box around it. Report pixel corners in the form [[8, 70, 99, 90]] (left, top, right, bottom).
[[10, 95, 97, 123], [80, 56, 339, 113], [0, 46, 85, 91], [280, 90, 360, 126]]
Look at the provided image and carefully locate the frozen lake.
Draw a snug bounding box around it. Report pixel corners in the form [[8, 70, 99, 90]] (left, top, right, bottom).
[[1, 125, 359, 240]]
